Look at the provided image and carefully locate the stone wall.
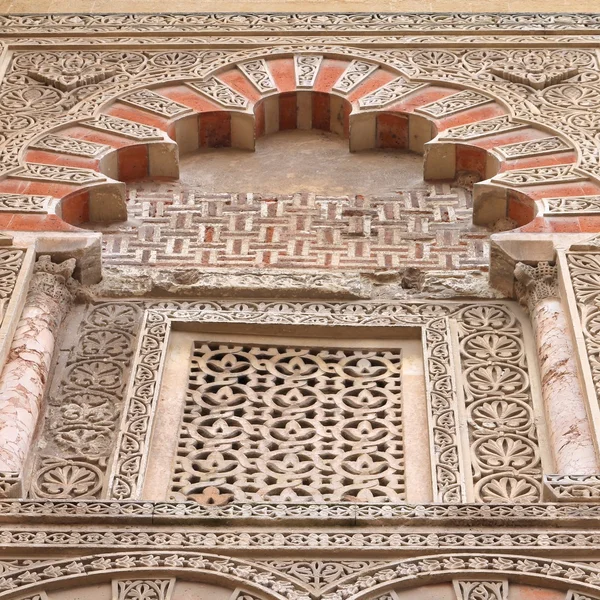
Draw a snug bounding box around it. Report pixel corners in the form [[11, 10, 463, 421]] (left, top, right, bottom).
[[0, 10, 599, 600]]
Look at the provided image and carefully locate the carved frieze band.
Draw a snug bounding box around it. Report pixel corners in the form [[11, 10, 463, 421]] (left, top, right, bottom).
[[3, 13, 600, 33], [1, 529, 600, 551], [1, 498, 600, 521], [0, 552, 600, 600]]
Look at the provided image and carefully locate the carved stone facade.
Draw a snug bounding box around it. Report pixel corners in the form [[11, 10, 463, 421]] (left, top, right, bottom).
[[2, 11, 600, 600]]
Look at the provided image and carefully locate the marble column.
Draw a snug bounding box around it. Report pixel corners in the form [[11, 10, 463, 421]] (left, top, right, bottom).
[[515, 261, 599, 474], [0, 256, 76, 473]]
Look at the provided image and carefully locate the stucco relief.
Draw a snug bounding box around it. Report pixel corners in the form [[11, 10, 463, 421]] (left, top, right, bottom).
[[2, 9, 600, 591], [15, 299, 535, 505], [0, 553, 599, 600]]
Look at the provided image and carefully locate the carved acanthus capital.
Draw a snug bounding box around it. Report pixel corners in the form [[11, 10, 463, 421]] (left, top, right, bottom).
[[514, 261, 559, 312], [28, 256, 78, 326]]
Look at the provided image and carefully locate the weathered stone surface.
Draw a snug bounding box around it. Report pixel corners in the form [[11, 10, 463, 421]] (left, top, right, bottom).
[[1, 9, 600, 596]]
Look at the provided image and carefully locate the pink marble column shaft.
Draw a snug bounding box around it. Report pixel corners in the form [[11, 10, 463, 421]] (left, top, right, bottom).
[[516, 261, 599, 474], [533, 297, 599, 474], [0, 257, 75, 472]]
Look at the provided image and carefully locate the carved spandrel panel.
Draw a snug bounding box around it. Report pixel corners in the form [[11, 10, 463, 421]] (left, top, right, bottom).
[[169, 341, 405, 503]]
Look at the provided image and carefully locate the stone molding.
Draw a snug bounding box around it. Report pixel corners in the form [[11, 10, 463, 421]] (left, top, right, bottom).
[[0, 552, 600, 600], [1, 13, 600, 34], [1, 499, 600, 523], [1, 530, 600, 552], [544, 475, 600, 501], [7, 35, 600, 48]]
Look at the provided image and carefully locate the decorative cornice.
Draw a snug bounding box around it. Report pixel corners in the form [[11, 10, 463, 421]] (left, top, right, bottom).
[[0, 500, 600, 525], [0, 529, 600, 552], [2, 13, 600, 36]]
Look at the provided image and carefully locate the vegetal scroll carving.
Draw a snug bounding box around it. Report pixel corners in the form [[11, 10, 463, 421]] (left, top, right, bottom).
[[30, 303, 142, 499], [453, 581, 508, 600], [113, 579, 175, 600], [27, 53, 118, 91], [456, 305, 542, 503], [490, 52, 579, 90]]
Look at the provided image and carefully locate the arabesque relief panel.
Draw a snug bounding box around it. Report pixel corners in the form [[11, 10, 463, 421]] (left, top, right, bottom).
[[27, 298, 547, 508]]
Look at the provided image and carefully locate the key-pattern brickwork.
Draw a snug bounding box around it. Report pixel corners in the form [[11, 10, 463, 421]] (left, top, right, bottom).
[[100, 183, 488, 271]]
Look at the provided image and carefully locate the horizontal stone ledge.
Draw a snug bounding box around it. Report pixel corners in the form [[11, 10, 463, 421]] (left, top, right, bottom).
[[1, 528, 600, 554], [1, 500, 600, 526]]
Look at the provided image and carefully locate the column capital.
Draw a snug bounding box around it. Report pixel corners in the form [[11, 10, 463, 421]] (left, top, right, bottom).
[[28, 256, 77, 324], [514, 261, 559, 313]]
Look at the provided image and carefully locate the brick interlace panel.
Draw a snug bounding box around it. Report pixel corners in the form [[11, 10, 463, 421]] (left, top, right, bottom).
[[101, 184, 489, 270]]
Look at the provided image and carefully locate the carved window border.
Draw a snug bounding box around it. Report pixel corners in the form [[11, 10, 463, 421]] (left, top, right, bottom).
[[107, 300, 545, 506]]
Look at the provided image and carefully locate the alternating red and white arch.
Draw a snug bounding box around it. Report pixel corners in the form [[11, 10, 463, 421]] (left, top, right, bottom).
[[1, 51, 593, 240]]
